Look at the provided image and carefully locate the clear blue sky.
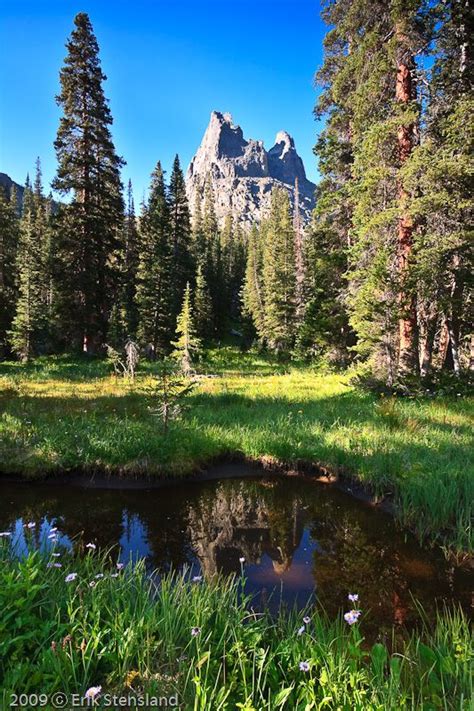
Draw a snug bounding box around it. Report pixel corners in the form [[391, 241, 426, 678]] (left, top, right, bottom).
[[0, 0, 325, 201]]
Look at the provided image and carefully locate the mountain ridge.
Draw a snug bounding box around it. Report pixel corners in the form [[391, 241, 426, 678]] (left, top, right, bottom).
[[186, 111, 315, 227]]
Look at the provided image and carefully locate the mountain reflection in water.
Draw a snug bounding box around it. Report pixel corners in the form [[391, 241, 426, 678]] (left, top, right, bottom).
[[1, 473, 472, 633]]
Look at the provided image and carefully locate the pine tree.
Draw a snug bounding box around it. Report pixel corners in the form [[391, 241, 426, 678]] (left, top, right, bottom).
[[169, 155, 193, 318], [172, 282, 201, 375], [9, 165, 49, 361], [201, 179, 227, 336], [315, 0, 433, 382], [262, 189, 296, 352], [53, 12, 124, 353], [193, 263, 213, 340], [404, 0, 473, 375], [0, 187, 19, 357], [136, 162, 173, 357], [242, 224, 265, 340], [112, 179, 140, 342]]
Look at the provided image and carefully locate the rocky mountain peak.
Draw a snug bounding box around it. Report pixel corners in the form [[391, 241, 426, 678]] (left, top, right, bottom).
[[186, 111, 315, 228]]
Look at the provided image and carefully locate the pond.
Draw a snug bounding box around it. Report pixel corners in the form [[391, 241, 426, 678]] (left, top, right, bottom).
[[1, 465, 472, 636]]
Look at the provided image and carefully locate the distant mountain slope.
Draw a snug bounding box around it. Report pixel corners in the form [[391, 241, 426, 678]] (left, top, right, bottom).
[[0, 172, 24, 211], [186, 111, 316, 227]]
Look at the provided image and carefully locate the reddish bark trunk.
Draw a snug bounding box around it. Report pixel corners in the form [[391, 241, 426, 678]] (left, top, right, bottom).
[[396, 41, 418, 376]]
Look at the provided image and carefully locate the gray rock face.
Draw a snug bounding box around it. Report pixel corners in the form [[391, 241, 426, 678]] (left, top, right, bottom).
[[186, 111, 315, 227]]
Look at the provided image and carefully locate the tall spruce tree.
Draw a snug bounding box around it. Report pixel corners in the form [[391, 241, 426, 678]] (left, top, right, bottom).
[[404, 0, 473, 375], [242, 224, 265, 341], [136, 162, 173, 356], [9, 165, 49, 361], [0, 187, 19, 357], [193, 263, 213, 340], [53, 12, 124, 353], [315, 0, 433, 382], [109, 179, 140, 344], [169, 155, 193, 319], [262, 189, 296, 352]]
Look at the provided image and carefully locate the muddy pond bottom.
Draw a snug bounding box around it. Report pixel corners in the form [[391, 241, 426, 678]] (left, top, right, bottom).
[[1, 467, 472, 634]]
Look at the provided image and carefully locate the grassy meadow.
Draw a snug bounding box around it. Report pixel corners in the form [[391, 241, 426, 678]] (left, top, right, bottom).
[[1, 542, 472, 710], [0, 348, 472, 553]]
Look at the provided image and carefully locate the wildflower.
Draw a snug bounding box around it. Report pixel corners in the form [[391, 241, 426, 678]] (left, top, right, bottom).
[[297, 625, 305, 636], [348, 593, 359, 603], [0, 531, 11, 537], [303, 616, 311, 625], [116, 562, 124, 570], [299, 661, 310, 672], [95, 573, 104, 579], [47, 562, 62, 568], [50, 527, 58, 533], [344, 610, 360, 625], [191, 627, 201, 637], [89, 581, 96, 588], [192, 575, 203, 583], [84, 686, 102, 701], [239, 557, 245, 564], [65, 573, 78, 583], [111, 573, 119, 578], [26, 522, 36, 529], [48, 533, 58, 539], [52, 552, 61, 557], [86, 543, 97, 550]]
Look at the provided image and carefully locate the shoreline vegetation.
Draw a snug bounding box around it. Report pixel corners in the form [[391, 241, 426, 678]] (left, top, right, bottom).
[[1, 350, 472, 557], [1, 543, 472, 710]]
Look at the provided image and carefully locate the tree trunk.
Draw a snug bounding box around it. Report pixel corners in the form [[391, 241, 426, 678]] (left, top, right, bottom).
[[419, 311, 437, 377], [395, 34, 419, 377]]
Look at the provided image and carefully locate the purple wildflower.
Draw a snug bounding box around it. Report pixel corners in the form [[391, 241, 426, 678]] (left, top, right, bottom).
[[65, 573, 78, 583], [348, 593, 359, 603], [191, 627, 201, 637], [299, 661, 310, 672]]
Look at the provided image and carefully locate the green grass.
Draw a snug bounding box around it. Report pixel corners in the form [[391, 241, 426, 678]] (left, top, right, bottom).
[[1, 542, 472, 710], [0, 350, 473, 552]]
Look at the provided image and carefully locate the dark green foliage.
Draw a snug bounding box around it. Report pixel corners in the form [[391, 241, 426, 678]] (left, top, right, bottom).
[[241, 224, 265, 340], [0, 188, 19, 357], [262, 189, 296, 352], [168, 155, 193, 319], [136, 162, 173, 356], [193, 263, 213, 340], [9, 163, 51, 361]]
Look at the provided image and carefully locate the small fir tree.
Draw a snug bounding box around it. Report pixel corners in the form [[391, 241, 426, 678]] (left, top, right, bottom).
[[172, 282, 201, 375]]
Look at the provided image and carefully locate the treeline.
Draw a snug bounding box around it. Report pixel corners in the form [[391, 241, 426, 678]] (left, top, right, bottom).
[[0, 5, 472, 384], [0, 14, 245, 362]]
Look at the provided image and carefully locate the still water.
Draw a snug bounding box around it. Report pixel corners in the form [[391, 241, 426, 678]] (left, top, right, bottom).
[[1, 467, 472, 633]]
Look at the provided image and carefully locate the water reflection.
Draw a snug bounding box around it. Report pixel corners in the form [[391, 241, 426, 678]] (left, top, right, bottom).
[[0, 473, 472, 632]]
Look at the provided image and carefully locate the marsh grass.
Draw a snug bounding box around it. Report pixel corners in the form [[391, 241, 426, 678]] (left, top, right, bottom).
[[0, 542, 472, 710], [0, 351, 472, 552]]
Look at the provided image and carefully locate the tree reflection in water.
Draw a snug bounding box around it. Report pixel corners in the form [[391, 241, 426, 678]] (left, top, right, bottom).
[[0, 473, 471, 633]]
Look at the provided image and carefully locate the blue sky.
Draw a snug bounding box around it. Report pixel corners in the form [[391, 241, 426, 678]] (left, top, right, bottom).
[[0, 0, 325, 201]]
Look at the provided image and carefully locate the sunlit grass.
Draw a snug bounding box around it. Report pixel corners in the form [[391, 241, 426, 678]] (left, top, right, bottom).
[[0, 352, 472, 552]]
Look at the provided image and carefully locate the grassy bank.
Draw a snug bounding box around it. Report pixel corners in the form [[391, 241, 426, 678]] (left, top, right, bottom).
[[0, 351, 472, 552], [1, 542, 472, 710]]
